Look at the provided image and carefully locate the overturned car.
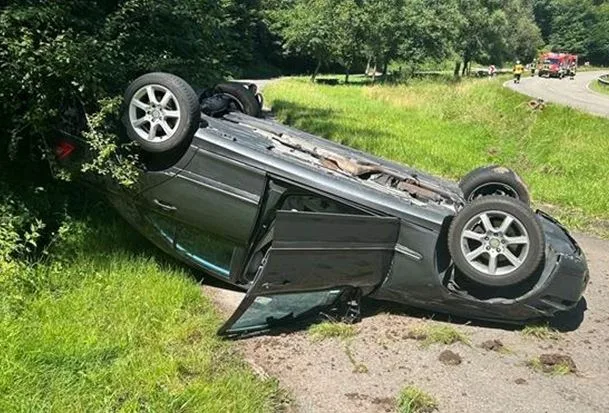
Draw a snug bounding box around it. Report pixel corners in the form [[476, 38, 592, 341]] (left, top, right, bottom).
[[52, 73, 589, 336]]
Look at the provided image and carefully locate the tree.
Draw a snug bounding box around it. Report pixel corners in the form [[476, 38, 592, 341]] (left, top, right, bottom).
[[397, 0, 461, 75], [454, 0, 542, 76], [333, 0, 366, 83], [265, 0, 339, 81], [0, 0, 256, 182], [549, 0, 596, 56]]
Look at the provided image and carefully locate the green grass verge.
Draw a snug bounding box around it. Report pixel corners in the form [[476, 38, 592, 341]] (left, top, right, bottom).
[[589, 79, 609, 96], [265, 77, 609, 236], [0, 213, 280, 412], [397, 386, 438, 413]]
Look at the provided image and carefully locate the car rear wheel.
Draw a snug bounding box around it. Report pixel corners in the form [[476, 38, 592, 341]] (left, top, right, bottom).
[[124, 72, 200, 153], [459, 165, 531, 205], [214, 82, 262, 118], [448, 196, 545, 287]]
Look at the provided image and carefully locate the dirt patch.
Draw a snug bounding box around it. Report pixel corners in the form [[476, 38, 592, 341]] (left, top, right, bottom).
[[480, 339, 505, 352], [439, 350, 462, 366], [537, 354, 578, 374], [204, 234, 609, 413]]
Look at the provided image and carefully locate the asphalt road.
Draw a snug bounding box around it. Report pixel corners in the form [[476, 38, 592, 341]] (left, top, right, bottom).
[[505, 71, 609, 118]]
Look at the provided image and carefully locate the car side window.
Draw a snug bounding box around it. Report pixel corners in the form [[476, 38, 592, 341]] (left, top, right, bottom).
[[174, 225, 235, 279], [144, 211, 177, 244]]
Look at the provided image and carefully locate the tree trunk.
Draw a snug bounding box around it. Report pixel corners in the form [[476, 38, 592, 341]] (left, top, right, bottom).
[[454, 61, 461, 77], [382, 60, 388, 79], [372, 61, 377, 83], [365, 56, 372, 76], [462, 59, 471, 77], [345, 68, 350, 84], [311, 59, 322, 82]]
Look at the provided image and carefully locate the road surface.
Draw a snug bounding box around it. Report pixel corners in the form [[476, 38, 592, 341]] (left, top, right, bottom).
[[505, 71, 609, 118]]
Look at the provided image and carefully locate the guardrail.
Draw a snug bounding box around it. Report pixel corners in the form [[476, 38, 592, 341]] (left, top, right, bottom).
[[599, 74, 609, 86]]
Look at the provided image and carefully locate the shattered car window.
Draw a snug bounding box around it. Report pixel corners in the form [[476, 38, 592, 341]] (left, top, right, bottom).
[[228, 290, 343, 334]]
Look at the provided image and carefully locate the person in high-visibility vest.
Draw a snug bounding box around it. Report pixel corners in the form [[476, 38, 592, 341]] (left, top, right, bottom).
[[513, 60, 524, 84]]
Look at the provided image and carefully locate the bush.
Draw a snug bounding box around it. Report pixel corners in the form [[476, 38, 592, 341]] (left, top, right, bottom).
[[0, 0, 255, 180]]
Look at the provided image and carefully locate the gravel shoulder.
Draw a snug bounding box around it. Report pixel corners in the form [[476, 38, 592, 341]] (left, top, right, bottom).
[[204, 233, 609, 413], [505, 71, 609, 118]]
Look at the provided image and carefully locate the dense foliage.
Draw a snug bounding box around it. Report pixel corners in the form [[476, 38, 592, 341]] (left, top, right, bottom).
[[0, 0, 259, 177], [265, 0, 609, 80]]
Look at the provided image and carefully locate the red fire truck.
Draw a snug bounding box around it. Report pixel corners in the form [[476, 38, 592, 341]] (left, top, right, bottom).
[[537, 53, 578, 78]]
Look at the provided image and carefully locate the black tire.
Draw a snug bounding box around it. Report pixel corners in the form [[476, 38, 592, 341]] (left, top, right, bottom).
[[448, 196, 545, 287], [124, 72, 200, 153], [459, 165, 531, 205], [214, 82, 262, 118]]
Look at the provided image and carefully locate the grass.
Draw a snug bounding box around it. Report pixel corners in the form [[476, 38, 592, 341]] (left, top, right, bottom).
[[521, 324, 561, 340], [265, 77, 609, 236], [407, 324, 470, 347], [589, 78, 609, 96], [0, 210, 281, 412], [307, 321, 358, 341], [397, 386, 438, 413]]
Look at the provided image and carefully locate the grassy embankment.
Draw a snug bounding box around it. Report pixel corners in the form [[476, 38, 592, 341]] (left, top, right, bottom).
[[0, 202, 281, 412], [589, 78, 609, 96], [265, 77, 609, 237]]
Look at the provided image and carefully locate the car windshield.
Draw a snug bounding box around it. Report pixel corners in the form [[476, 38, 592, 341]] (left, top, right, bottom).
[[544, 59, 560, 65]]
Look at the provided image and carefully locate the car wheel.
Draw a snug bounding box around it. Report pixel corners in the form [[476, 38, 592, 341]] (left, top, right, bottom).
[[124, 72, 200, 153], [448, 196, 545, 287], [214, 82, 262, 118], [459, 165, 531, 205]]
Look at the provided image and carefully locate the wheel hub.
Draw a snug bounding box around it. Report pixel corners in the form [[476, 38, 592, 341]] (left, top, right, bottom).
[[460, 210, 531, 277], [128, 84, 181, 143], [151, 109, 162, 120], [489, 237, 502, 249]]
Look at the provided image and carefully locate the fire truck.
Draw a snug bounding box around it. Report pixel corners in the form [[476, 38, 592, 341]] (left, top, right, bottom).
[[537, 53, 578, 78]]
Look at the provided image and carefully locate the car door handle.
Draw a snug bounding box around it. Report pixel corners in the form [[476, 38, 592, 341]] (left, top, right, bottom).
[[153, 199, 177, 212]]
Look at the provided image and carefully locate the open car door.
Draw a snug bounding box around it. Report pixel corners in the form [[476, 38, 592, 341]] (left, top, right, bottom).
[[219, 211, 400, 336]]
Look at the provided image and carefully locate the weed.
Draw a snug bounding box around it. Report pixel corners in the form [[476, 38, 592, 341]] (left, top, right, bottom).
[[527, 354, 577, 376], [345, 341, 368, 374], [308, 321, 358, 341], [397, 386, 438, 413], [407, 324, 470, 347], [521, 324, 561, 340]]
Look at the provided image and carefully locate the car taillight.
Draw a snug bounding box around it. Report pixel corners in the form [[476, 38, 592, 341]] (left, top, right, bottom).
[[55, 140, 76, 160]]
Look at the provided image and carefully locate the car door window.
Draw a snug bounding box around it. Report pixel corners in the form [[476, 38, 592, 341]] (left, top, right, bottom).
[[175, 224, 236, 279], [228, 290, 343, 333]]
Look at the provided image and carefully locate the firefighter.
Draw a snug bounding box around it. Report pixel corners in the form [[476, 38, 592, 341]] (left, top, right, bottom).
[[531, 59, 537, 76], [513, 60, 524, 84]]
